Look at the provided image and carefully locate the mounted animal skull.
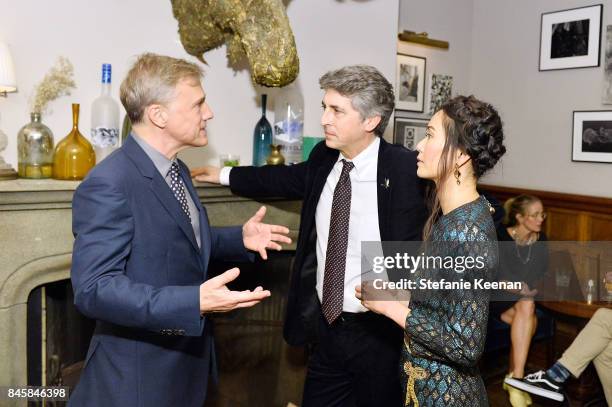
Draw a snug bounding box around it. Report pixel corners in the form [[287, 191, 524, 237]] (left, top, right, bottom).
[[171, 0, 300, 87]]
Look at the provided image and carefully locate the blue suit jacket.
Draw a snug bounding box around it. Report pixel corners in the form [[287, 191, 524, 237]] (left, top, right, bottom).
[[69, 135, 252, 407]]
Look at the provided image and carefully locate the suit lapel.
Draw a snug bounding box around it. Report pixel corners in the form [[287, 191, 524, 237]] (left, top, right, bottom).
[[181, 164, 212, 269], [123, 136, 200, 253], [377, 138, 391, 241], [150, 172, 201, 253], [305, 149, 338, 229]]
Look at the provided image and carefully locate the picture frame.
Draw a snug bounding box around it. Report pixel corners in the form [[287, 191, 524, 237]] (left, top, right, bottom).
[[428, 73, 453, 115], [539, 4, 603, 71], [603, 25, 612, 104], [393, 116, 428, 151], [572, 110, 612, 163], [395, 54, 426, 112]]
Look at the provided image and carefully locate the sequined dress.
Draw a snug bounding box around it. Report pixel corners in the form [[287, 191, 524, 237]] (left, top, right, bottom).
[[401, 196, 497, 406]]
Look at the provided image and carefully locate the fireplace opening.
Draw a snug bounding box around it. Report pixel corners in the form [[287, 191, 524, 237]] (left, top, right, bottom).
[[27, 280, 95, 390], [25, 251, 306, 406]]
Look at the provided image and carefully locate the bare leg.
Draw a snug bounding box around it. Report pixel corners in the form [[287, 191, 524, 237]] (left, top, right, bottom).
[[509, 300, 537, 378], [502, 307, 516, 374]]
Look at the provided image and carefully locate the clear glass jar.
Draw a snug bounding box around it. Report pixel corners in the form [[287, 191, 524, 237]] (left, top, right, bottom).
[[17, 112, 55, 178]]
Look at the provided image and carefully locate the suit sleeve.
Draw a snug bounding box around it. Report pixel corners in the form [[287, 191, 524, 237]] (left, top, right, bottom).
[[229, 162, 308, 199], [71, 175, 204, 336], [209, 226, 255, 262]]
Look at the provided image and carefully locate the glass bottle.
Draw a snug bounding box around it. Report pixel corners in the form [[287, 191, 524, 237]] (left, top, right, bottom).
[[273, 83, 304, 164], [53, 104, 96, 180], [252, 94, 273, 166], [91, 63, 120, 162], [16, 112, 55, 178], [586, 279, 594, 305]]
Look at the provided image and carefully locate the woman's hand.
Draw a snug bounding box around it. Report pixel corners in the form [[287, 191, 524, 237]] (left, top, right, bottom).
[[519, 282, 538, 298], [355, 283, 411, 329], [502, 280, 538, 297]]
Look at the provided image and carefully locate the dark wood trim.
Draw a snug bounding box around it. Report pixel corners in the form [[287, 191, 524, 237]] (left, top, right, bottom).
[[539, 301, 612, 319], [479, 184, 612, 215]]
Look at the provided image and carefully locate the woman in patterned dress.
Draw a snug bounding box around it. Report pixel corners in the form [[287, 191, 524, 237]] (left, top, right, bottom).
[[356, 95, 506, 406]]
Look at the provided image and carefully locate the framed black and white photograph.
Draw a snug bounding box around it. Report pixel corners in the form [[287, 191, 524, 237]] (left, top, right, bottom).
[[428, 73, 453, 115], [393, 116, 428, 150], [540, 4, 603, 71], [395, 54, 426, 112], [603, 25, 612, 104], [572, 111, 612, 163]]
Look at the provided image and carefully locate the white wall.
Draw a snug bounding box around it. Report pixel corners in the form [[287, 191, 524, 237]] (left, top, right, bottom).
[[398, 0, 612, 198], [470, 0, 612, 197], [398, 0, 474, 119], [0, 0, 398, 169]]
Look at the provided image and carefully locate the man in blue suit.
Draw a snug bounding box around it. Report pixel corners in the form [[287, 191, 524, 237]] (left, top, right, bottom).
[[69, 53, 291, 407]]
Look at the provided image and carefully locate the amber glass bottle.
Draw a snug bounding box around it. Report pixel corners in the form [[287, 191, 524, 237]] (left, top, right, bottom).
[[53, 104, 96, 180]]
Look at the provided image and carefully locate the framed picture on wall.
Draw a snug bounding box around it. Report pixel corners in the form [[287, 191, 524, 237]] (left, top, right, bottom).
[[539, 4, 603, 71], [572, 111, 612, 163], [428, 73, 453, 115], [393, 116, 428, 150], [395, 54, 426, 112], [603, 25, 612, 104]]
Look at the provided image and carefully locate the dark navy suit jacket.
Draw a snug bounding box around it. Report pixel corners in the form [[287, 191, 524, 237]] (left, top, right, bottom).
[[69, 135, 252, 407]]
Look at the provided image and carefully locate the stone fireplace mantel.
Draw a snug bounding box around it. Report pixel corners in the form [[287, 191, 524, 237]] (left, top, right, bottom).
[[0, 178, 301, 401]]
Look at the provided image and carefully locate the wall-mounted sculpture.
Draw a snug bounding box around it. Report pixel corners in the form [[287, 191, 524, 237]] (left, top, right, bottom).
[[171, 0, 299, 87]]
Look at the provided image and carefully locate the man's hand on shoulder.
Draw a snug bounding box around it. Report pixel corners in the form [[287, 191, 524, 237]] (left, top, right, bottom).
[[191, 166, 221, 184], [200, 267, 271, 313]]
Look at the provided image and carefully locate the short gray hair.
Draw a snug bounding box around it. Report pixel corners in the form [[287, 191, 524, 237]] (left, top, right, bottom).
[[120, 53, 204, 124], [319, 65, 395, 137]]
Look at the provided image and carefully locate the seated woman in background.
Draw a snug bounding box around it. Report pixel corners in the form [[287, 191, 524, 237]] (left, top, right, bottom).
[[493, 194, 549, 407]]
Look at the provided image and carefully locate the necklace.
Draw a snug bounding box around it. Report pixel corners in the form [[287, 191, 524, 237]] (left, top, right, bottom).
[[510, 228, 537, 264]]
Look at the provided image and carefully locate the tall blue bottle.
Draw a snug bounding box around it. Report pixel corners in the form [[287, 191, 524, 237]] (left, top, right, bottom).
[[252, 94, 273, 166]]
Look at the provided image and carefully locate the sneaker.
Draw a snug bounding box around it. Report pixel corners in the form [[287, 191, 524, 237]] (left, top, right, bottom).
[[504, 370, 564, 402]]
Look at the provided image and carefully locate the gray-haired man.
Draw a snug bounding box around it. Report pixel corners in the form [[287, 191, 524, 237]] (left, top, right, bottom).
[[193, 65, 427, 406]]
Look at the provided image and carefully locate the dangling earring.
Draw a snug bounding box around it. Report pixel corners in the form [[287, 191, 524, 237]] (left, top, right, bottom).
[[454, 163, 461, 185]]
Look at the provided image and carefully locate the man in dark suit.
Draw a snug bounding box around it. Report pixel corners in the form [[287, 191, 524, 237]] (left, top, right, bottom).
[[69, 53, 290, 407], [193, 65, 428, 406]]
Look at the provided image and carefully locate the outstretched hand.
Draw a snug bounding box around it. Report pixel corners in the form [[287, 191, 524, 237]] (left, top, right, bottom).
[[242, 206, 292, 260], [200, 267, 271, 313]]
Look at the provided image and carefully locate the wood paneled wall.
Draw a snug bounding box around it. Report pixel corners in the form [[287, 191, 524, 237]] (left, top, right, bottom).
[[479, 184, 612, 241]]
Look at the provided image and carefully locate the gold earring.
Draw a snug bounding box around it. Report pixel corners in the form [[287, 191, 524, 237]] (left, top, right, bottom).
[[454, 163, 461, 185]]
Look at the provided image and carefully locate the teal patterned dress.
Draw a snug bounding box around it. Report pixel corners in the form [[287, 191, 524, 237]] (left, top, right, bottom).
[[401, 196, 497, 406]]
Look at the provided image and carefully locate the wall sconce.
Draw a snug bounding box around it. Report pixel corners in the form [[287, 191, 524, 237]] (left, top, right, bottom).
[[398, 30, 449, 50], [0, 41, 18, 180], [0, 42, 17, 97]]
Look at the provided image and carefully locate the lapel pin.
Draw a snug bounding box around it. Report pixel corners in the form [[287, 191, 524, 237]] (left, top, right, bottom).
[[381, 178, 390, 189]]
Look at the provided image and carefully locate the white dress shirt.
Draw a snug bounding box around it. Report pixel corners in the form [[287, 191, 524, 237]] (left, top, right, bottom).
[[220, 137, 381, 313], [315, 137, 381, 312]]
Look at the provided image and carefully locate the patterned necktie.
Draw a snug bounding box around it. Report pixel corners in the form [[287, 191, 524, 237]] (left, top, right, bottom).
[[169, 161, 191, 221], [322, 159, 354, 324]]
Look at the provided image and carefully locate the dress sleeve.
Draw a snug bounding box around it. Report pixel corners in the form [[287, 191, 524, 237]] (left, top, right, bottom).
[[404, 226, 494, 368]]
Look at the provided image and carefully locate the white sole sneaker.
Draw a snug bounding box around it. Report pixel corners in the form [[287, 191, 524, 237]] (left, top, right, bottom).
[[504, 377, 564, 402]]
